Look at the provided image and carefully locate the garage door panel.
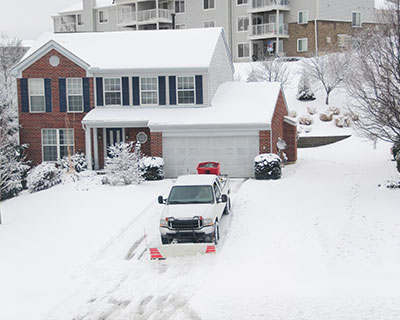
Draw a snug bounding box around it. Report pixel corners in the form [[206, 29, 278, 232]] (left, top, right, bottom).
[[163, 135, 259, 178]]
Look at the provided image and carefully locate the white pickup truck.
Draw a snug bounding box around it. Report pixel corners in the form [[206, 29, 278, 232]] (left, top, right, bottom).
[[158, 174, 231, 245]]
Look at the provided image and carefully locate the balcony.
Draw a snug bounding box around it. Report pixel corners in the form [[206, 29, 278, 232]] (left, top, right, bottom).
[[249, 0, 290, 13], [119, 10, 137, 26], [137, 9, 173, 23], [249, 23, 288, 40], [59, 22, 77, 33]]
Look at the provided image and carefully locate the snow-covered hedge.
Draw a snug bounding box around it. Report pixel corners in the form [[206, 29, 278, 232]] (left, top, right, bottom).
[[335, 115, 352, 128], [298, 114, 313, 125], [57, 153, 87, 173], [141, 157, 164, 181], [307, 106, 317, 115], [102, 142, 144, 185], [27, 162, 62, 192], [319, 111, 333, 122], [328, 106, 341, 115], [254, 153, 282, 180]]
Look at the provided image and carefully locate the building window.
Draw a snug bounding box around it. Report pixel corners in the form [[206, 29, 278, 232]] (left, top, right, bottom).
[[104, 78, 121, 105], [77, 14, 84, 25], [237, 16, 249, 32], [297, 38, 308, 52], [28, 78, 45, 112], [67, 78, 83, 112], [175, 0, 185, 13], [42, 129, 74, 162], [238, 43, 250, 58], [176, 23, 186, 29], [99, 10, 109, 23], [177, 76, 195, 104], [140, 77, 158, 105], [203, 20, 216, 28], [203, 0, 215, 10], [237, 0, 248, 5], [352, 12, 361, 27], [298, 10, 308, 24]]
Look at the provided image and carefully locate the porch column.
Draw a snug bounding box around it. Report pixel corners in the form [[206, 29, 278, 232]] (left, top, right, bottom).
[[85, 126, 93, 170], [93, 127, 99, 170], [276, 9, 280, 55]]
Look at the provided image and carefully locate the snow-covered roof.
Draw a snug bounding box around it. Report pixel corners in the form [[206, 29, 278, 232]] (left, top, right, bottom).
[[82, 82, 283, 130], [58, 0, 115, 13], [19, 28, 224, 71]]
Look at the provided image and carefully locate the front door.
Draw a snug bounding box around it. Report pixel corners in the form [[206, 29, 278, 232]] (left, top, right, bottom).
[[106, 128, 123, 156]]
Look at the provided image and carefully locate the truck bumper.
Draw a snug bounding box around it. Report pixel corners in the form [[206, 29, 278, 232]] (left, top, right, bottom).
[[160, 226, 214, 243]]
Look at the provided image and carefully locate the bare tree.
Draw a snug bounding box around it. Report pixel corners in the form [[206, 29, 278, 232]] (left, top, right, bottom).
[[303, 51, 352, 105], [346, 1, 400, 149], [247, 58, 292, 87]]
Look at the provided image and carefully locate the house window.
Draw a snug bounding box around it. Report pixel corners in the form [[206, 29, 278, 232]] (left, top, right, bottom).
[[352, 12, 361, 27], [175, 0, 185, 13], [203, 0, 215, 10], [298, 10, 308, 24], [237, 16, 249, 32], [203, 20, 216, 28], [140, 77, 158, 105], [67, 78, 83, 112], [42, 129, 74, 161], [176, 23, 186, 29], [104, 78, 121, 105], [297, 38, 308, 52], [99, 10, 109, 23], [237, 0, 248, 5], [28, 78, 45, 112], [177, 76, 195, 104], [238, 43, 250, 58], [77, 14, 84, 25]]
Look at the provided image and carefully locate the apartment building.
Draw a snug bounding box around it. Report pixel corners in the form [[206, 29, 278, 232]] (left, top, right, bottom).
[[52, 0, 379, 61]]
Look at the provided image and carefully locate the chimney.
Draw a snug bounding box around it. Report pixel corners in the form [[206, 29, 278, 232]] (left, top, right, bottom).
[[83, 0, 95, 32]]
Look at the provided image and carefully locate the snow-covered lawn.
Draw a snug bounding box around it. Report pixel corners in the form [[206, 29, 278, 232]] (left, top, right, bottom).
[[1, 135, 399, 320]]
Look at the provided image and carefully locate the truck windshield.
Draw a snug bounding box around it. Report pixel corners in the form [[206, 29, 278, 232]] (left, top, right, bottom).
[[168, 186, 214, 204]]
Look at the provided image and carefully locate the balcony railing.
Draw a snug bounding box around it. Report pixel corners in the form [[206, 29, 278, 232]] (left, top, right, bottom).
[[137, 9, 173, 22], [119, 10, 136, 24], [250, 23, 288, 38], [59, 22, 77, 33], [251, 0, 289, 10]]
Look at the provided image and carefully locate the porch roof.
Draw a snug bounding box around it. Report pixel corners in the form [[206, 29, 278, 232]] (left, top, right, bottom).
[[82, 81, 282, 131]]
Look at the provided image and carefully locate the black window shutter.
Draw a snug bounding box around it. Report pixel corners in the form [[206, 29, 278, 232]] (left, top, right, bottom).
[[195, 75, 203, 105], [169, 76, 176, 105], [96, 77, 104, 106], [59, 78, 67, 112], [83, 78, 91, 112], [132, 76, 140, 106], [158, 76, 166, 105], [45, 79, 52, 112], [20, 78, 29, 112], [122, 77, 130, 106]]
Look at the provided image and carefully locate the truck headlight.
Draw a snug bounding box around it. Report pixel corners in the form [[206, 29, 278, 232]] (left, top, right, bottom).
[[160, 218, 168, 228], [202, 218, 214, 227]]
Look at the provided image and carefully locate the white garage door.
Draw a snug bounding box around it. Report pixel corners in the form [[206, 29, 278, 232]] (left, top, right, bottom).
[[162, 135, 259, 178]]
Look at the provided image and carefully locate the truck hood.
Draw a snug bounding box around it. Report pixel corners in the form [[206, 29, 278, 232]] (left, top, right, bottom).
[[161, 203, 214, 220]]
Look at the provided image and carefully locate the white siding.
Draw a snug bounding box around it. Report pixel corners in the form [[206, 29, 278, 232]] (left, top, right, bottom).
[[209, 33, 234, 103]]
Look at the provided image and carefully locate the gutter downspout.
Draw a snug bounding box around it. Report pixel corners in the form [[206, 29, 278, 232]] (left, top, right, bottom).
[[315, 0, 319, 55]]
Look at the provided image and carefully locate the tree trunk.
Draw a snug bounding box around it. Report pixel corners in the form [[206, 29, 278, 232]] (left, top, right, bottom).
[[325, 93, 330, 105]]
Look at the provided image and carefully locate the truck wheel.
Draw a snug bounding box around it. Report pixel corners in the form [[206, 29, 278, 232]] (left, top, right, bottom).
[[223, 199, 231, 215], [161, 236, 170, 245], [213, 221, 219, 245]]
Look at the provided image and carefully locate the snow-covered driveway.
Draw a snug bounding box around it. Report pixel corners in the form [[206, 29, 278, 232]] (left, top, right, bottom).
[[1, 136, 400, 320]]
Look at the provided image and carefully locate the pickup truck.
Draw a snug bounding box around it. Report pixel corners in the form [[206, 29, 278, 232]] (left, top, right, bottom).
[[158, 174, 231, 245]]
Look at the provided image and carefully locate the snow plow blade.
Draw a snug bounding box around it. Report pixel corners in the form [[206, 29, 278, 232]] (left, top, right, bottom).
[[149, 243, 216, 260]]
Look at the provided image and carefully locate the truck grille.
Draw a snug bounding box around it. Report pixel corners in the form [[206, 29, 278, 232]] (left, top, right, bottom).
[[169, 218, 202, 230]]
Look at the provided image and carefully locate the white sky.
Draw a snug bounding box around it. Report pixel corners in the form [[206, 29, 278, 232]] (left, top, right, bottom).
[[0, 0, 78, 41]]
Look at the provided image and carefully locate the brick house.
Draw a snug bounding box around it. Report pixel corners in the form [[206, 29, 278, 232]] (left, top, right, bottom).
[[12, 28, 296, 178]]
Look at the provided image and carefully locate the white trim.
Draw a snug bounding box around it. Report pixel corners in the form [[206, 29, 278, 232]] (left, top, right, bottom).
[[103, 77, 122, 106], [297, 38, 308, 52], [140, 76, 159, 106], [203, 0, 215, 11], [161, 129, 261, 137], [176, 75, 196, 105], [85, 127, 92, 169], [66, 77, 84, 113], [28, 78, 46, 113], [298, 10, 308, 24], [151, 123, 271, 132], [41, 128, 75, 162], [284, 116, 297, 126], [352, 11, 362, 28], [93, 128, 99, 170], [237, 16, 249, 33]]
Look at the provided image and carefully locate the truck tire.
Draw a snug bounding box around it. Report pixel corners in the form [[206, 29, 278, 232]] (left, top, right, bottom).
[[213, 221, 219, 245], [223, 199, 231, 215], [161, 236, 170, 245]]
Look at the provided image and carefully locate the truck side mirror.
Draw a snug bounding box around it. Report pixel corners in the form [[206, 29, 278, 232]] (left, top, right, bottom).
[[158, 196, 165, 204], [221, 194, 228, 203]]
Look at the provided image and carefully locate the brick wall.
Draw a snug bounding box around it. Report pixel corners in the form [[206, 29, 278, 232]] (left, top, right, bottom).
[[18, 49, 93, 166], [259, 130, 271, 154], [283, 120, 297, 163], [150, 132, 163, 157], [125, 127, 151, 156], [271, 91, 288, 154]]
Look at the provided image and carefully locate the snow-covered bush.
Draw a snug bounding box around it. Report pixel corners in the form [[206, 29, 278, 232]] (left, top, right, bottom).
[[335, 115, 352, 128], [307, 106, 318, 115], [27, 162, 62, 192], [297, 68, 316, 101], [141, 157, 164, 181], [298, 114, 313, 125], [102, 142, 144, 185], [57, 152, 87, 173], [328, 106, 341, 115], [254, 153, 282, 180], [319, 111, 333, 122], [288, 110, 297, 118]]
